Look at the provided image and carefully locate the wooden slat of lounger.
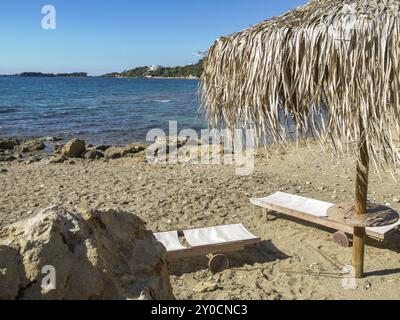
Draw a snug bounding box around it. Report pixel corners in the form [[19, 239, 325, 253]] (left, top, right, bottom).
[[167, 237, 261, 260], [366, 224, 400, 240], [253, 192, 335, 218], [254, 199, 355, 235], [251, 193, 394, 240]]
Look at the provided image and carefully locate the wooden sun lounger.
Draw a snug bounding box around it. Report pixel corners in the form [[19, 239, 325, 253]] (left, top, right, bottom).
[[251, 192, 400, 246], [154, 224, 261, 273]]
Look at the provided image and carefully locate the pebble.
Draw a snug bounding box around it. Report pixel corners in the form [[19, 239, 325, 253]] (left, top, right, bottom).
[[0, 168, 8, 173]]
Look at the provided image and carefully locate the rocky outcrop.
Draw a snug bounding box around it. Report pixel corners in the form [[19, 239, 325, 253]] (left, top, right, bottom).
[[104, 144, 146, 160], [146, 136, 190, 160], [0, 138, 148, 163], [82, 149, 104, 160], [0, 137, 67, 163], [93, 145, 110, 152], [0, 139, 20, 151], [0, 154, 17, 162], [15, 139, 46, 153], [155, 136, 190, 148], [0, 206, 174, 300], [61, 139, 86, 158], [40, 136, 63, 142]]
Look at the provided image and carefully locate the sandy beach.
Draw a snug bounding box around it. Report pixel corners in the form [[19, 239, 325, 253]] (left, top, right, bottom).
[[1, 143, 399, 300]]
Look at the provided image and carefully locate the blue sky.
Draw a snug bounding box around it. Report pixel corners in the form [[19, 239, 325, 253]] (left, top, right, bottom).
[[0, 0, 307, 75]]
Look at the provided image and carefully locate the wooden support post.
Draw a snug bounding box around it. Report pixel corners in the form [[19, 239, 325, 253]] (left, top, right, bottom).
[[353, 115, 369, 279], [353, 226, 366, 278]]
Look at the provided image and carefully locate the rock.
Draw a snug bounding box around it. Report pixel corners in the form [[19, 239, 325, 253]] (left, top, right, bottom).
[[61, 139, 86, 158], [104, 148, 122, 159], [0, 168, 7, 173], [193, 282, 219, 294], [0, 139, 20, 151], [53, 144, 63, 154], [40, 136, 63, 142], [15, 139, 46, 153], [94, 145, 111, 152], [0, 155, 17, 162], [82, 150, 104, 160], [155, 136, 189, 148], [0, 206, 174, 300], [49, 155, 67, 164], [104, 144, 146, 160], [148, 136, 190, 160]]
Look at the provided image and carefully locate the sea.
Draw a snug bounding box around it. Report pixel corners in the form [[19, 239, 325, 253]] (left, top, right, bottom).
[[0, 77, 206, 145]]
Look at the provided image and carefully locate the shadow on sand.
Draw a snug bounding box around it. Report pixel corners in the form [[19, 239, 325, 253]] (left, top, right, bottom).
[[169, 240, 289, 276], [268, 212, 400, 277]]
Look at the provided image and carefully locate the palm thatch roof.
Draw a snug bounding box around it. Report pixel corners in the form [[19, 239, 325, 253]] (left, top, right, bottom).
[[201, 0, 400, 169]]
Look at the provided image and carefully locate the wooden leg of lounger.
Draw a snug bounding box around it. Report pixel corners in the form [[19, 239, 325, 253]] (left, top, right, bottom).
[[332, 231, 352, 248], [208, 254, 229, 274], [353, 226, 366, 278]]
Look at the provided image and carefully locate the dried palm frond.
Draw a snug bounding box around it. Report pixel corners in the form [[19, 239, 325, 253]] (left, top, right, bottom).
[[201, 0, 400, 170]]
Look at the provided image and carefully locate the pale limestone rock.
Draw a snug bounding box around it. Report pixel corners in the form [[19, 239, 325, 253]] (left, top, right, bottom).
[[0, 206, 174, 300], [61, 139, 86, 158]]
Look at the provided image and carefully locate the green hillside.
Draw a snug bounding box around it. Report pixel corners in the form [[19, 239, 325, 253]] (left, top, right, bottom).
[[103, 59, 204, 79]]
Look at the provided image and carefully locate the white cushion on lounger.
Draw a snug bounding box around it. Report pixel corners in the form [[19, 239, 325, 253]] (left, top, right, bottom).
[[251, 192, 400, 236], [367, 220, 400, 234], [154, 231, 187, 252], [183, 223, 258, 247], [251, 192, 335, 218]]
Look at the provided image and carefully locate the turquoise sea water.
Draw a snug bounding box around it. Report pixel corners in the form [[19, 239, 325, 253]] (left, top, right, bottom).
[[0, 77, 205, 145]]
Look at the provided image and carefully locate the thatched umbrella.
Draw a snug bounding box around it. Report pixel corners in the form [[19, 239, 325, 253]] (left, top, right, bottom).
[[201, 0, 400, 278]]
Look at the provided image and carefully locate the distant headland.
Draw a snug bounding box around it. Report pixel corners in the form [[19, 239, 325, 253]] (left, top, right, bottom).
[[102, 59, 204, 79], [0, 59, 205, 79], [0, 72, 88, 78]]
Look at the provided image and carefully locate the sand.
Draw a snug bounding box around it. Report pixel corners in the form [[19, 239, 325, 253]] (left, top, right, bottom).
[[1, 144, 400, 300]]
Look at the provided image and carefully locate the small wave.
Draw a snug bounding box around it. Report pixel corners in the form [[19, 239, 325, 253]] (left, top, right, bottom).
[[0, 107, 19, 114], [101, 97, 172, 105]]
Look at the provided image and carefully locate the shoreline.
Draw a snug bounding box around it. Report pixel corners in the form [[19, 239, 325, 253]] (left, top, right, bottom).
[[0, 75, 200, 80], [103, 76, 200, 80]]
